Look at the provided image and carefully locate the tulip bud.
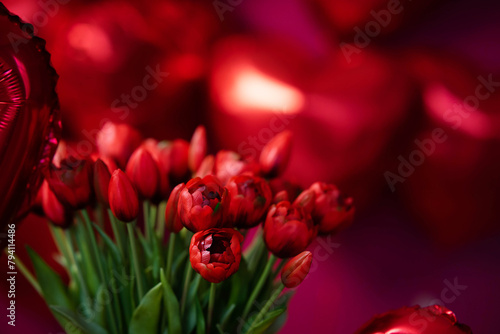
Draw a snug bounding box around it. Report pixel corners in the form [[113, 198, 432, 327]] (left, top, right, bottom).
[[259, 131, 292, 177], [46, 157, 94, 210], [97, 122, 142, 168], [269, 178, 302, 203], [109, 170, 139, 222], [195, 154, 215, 178], [263, 201, 317, 258], [189, 125, 207, 172], [165, 183, 185, 233], [93, 159, 111, 206], [169, 139, 190, 181], [273, 190, 289, 204], [189, 228, 244, 283], [126, 146, 160, 199], [144, 140, 171, 201], [281, 251, 312, 288], [142, 138, 160, 160], [293, 189, 316, 214], [308, 182, 354, 235], [214, 150, 260, 185], [90, 153, 118, 174], [41, 180, 73, 228], [98, 155, 119, 174], [226, 174, 272, 228], [178, 175, 231, 232]]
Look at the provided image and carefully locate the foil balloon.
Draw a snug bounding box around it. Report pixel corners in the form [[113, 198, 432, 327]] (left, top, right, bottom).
[[356, 305, 472, 334], [0, 4, 60, 247]]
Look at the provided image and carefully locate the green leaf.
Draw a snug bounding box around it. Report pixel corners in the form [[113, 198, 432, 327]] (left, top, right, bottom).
[[92, 284, 108, 329], [219, 303, 236, 332], [195, 297, 205, 334], [74, 223, 100, 295], [186, 274, 201, 306], [27, 247, 74, 309], [92, 223, 121, 264], [228, 259, 249, 306], [50, 305, 108, 334], [247, 308, 286, 334], [184, 301, 197, 334], [27, 247, 82, 332], [160, 269, 182, 334], [128, 283, 163, 334], [263, 308, 288, 334], [171, 249, 188, 286]]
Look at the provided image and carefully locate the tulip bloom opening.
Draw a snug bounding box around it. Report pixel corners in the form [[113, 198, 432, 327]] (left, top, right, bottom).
[[189, 228, 244, 283], [178, 175, 230, 232], [309, 182, 355, 235], [226, 174, 272, 228], [46, 157, 94, 210], [264, 201, 317, 258]]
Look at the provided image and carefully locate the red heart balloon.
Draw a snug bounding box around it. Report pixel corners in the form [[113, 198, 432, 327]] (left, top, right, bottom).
[[0, 4, 60, 247]]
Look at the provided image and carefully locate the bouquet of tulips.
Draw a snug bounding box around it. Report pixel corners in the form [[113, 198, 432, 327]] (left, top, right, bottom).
[[21, 122, 354, 334]]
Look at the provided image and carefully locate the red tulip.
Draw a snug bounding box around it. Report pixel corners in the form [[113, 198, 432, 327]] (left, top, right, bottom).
[[195, 154, 215, 178], [109, 170, 139, 222], [308, 182, 354, 235], [273, 190, 289, 204], [40, 180, 73, 228], [169, 139, 190, 181], [178, 175, 231, 232], [263, 201, 317, 258], [269, 178, 302, 203], [165, 183, 185, 233], [214, 150, 260, 185], [189, 228, 244, 283], [96, 122, 142, 168], [126, 146, 160, 200], [189, 125, 207, 172], [259, 131, 292, 178], [93, 159, 111, 206], [144, 140, 171, 200], [293, 189, 316, 215], [281, 251, 312, 288], [95, 155, 118, 174], [226, 174, 272, 228], [355, 305, 472, 334], [46, 157, 94, 210]]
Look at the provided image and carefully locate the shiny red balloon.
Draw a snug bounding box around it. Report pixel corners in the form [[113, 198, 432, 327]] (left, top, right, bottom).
[[356, 305, 472, 334], [0, 4, 60, 246]]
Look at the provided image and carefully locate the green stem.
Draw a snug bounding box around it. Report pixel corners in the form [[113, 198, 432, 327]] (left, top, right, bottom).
[[80, 211, 119, 334], [63, 230, 91, 305], [143, 201, 150, 241], [148, 203, 161, 281], [242, 254, 277, 319], [165, 232, 175, 282], [207, 282, 216, 333], [180, 265, 193, 316], [272, 259, 286, 278], [156, 201, 167, 239], [80, 211, 107, 282], [246, 284, 284, 334], [127, 223, 145, 299], [7, 250, 41, 295], [108, 209, 126, 260]]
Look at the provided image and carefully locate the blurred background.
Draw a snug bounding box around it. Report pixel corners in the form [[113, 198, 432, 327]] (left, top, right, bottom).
[[1, 0, 499, 332]]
